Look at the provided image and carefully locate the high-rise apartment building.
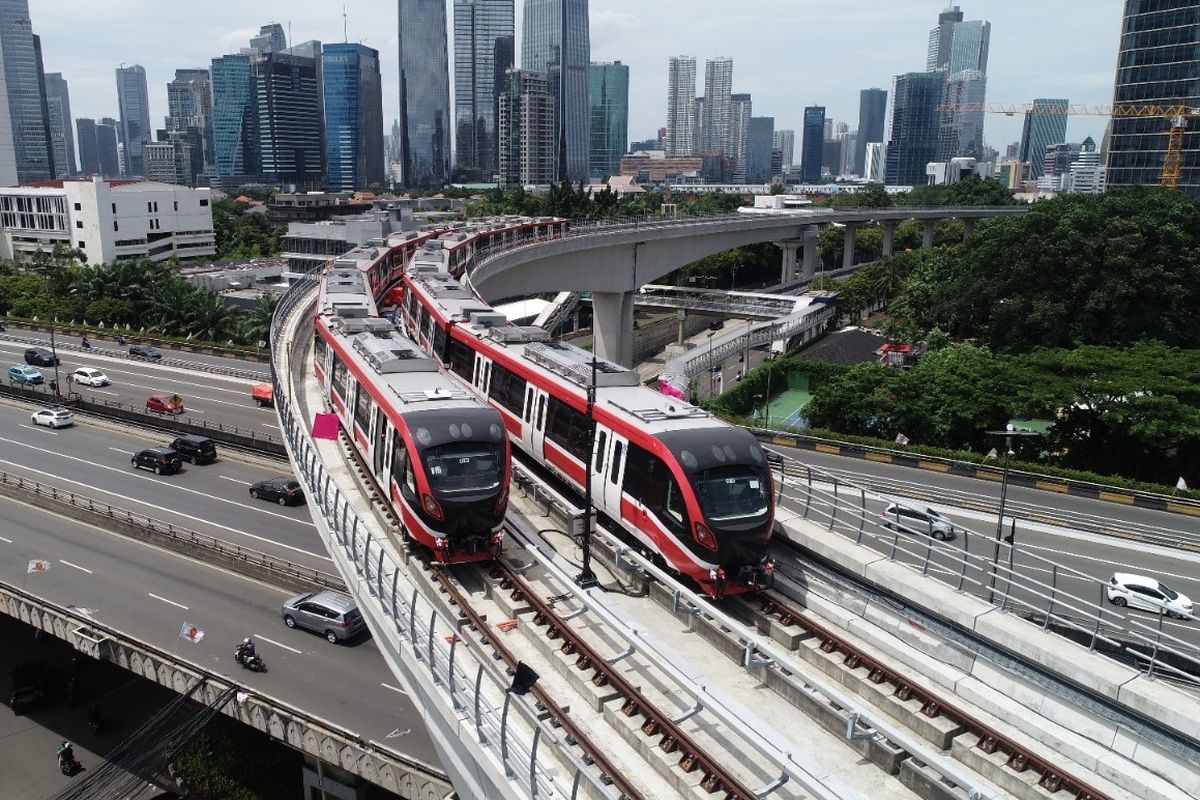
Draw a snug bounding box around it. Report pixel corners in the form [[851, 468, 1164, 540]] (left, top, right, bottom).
[[0, 0, 53, 184], [254, 52, 323, 186], [43, 73, 74, 177], [116, 65, 151, 177], [885, 72, 944, 186], [323, 43, 384, 191], [773, 129, 794, 169], [399, 0, 451, 187], [800, 106, 825, 183], [498, 68, 556, 187], [588, 61, 628, 177], [855, 88, 888, 176], [1019, 98, 1068, 179], [453, 0, 515, 181], [666, 56, 696, 157], [1071, 136, 1105, 194], [1107, 0, 1200, 193], [522, 0, 591, 182], [746, 116, 774, 183], [210, 54, 256, 179], [701, 57, 733, 154], [729, 93, 751, 181]]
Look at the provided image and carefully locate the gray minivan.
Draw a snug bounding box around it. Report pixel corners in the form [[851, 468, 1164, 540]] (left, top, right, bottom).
[[281, 590, 367, 643]]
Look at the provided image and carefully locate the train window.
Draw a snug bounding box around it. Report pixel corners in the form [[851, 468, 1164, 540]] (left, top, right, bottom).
[[391, 427, 403, 477], [664, 480, 687, 528], [424, 443, 503, 494], [423, 309, 437, 346], [623, 444, 652, 501], [546, 397, 589, 462], [610, 441, 623, 485], [330, 352, 348, 400], [354, 381, 371, 432], [447, 338, 473, 381], [594, 430, 607, 472], [523, 387, 533, 422], [488, 363, 527, 418], [432, 323, 448, 363], [418, 305, 431, 341], [313, 332, 327, 366], [536, 396, 546, 430], [405, 288, 418, 322]]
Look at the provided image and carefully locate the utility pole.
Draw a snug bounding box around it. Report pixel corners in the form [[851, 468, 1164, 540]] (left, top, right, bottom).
[[48, 323, 62, 398], [576, 355, 599, 589], [985, 424, 1040, 605]]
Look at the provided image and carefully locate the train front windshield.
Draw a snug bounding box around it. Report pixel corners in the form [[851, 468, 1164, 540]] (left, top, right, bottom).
[[693, 466, 770, 523], [424, 443, 503, 496]]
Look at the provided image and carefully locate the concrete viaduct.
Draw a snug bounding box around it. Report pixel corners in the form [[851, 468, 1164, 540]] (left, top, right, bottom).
[[467, 206, 1029, 365]]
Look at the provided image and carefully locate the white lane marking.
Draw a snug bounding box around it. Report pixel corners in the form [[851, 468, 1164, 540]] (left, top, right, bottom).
[[59, 559, 93, 574], [381, 682, 409, 696], [219, 475, 248, 484], [254, 634, 303, 654], [148, 592, 188, 610], [262, 424, 279, 429], [0, 534, 13, 543], [18, 423, 58, 435], [0, 435, 312, 528], [0, 458, 331, 562], [109, 447, 128, 454]]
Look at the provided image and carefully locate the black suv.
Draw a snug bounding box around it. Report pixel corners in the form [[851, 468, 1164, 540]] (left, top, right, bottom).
[[24, 346, 58, 366], [129, 344, 162, 360], [131, 447, 183, 475], [170, 435, 217, 465], [10, 662, 47, 714]]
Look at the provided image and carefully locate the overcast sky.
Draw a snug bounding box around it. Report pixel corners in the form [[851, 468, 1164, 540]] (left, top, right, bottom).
[[34, 1, 1123, 154]]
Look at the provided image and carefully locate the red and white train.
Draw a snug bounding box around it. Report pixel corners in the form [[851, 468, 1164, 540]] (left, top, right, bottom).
[[312, 252, 511, 563], [395, 245, 776, 597]]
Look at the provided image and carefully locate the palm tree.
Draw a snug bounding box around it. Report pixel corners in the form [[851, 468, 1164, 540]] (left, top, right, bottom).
[[146, 281, 197, 336], [238, 294, 279, 345], [183, 290, 239, 342]]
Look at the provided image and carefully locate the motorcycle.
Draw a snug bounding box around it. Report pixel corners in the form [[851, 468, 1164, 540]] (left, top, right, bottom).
[[234, 649, 266, 673], [81, 338, 92, 350], [60, 756, 82, 776]]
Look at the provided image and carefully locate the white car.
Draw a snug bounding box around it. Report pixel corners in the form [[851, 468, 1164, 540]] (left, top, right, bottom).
[[1107, 573, 1193, 620], [31, 408, 74, 428], [72, 367, 110, 387]]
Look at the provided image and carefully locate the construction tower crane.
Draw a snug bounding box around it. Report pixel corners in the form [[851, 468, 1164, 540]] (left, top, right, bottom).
[[938, 102, 1200, 188]]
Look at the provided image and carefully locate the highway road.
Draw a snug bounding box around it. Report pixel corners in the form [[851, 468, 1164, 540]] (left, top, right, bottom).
[[770, 447, 1200, 650], [0, 327, 269, 376], [0, 336, 275, 434], [0, 492, 439, 771], [0, 396, 329, 570]]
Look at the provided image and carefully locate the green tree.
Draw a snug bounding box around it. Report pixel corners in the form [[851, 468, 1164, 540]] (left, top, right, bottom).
[[184, 290, 240, 341], [238, 293, 279, 345]]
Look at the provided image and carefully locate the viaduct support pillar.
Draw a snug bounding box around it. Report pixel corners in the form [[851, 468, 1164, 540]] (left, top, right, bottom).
[[963, 218, 976, 239], [842, 224, 857, 270], [922, 219, 936, 249], [802, 225, 819, 280], [881, 222, 896, 256], [777, 240, 801, 284], [592, 290, 635, 367]]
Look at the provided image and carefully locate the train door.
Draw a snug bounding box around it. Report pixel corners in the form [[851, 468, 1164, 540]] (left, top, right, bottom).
[[520, 385, 539, 453], [472, 354, 491, 399], [372, 405, 388, 479], [525, 388, 548, 458], [601, 431, 628, 513], [590, 425, 613, 515]]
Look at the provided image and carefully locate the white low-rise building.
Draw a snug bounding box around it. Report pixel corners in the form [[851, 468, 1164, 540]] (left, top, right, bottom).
[[0, 177, 216, 264]]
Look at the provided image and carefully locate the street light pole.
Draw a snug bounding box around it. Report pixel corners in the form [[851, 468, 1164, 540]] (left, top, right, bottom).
[[48, 322, 62, 398], [985, 424, 1040, 605], [576, 355, 599, 589]]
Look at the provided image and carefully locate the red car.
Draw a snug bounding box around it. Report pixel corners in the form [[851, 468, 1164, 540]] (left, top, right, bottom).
[[146, 392, 185, 415], [251, 383, 274, 407]]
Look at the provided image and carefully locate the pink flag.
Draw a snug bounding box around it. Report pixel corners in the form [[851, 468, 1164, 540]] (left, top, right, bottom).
[[179, 623, 205, 644], [312, 413, 340, 440]]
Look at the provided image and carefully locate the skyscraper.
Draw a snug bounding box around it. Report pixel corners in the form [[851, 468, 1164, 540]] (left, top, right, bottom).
[[800, 106, 825, 183], [43, 72, 74, 177], [729, 93, 751, 181], [254, 52, 323, 186], [97, 117, 121, 178], [323, 43, 384, 190], [0, 0, 53, 183], [399, 0, 451, 186], [454, 0, 514, 180], [926, 5, 964, 71], [855, 88, 888, 176], [926, 7, 990, 161], [210, 54, 256, 179], [939, 69, 987, 159], [166, 69, 213, 177], [1107, 0, 1200, 193], [746, 117, 774, 183], [1019, 99, 1069, 179], [284, 39, 325, 180], [588, 61, 627, 177], [522, 0, 590, 182], [248, 24, 287, 55], [772, 129, 794, 169], [945, 19, 990, 73], [116, 65, 151, 176], [701, 57, 732, 154], [498, 68, 556, 187], [76, 118, 99, 176], [665, 56, 696, 157], [1071, 136, 1105, 194], [885, 72, 945, 186]]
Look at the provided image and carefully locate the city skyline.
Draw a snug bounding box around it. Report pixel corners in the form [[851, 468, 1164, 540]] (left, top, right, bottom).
[[29, 1, 1122, 165]]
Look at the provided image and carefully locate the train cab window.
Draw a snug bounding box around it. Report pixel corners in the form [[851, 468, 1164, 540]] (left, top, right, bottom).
[[447, 338, 473, 381], [330, 353, 348, 400], [664, 481, 686, 527], [610, 441, 623, 485], [594, 431, 607, 472], [354, 382, 372, 431]]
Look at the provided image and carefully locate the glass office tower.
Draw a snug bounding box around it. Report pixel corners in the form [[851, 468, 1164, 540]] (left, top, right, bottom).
[[116, 65, 151, 177], [0, 0, 53, 183], [454, 0, 514, 181], [398, 0, 451, 187], [588, 61, 627, 177], [211, 54, 256, 178], [522, 0, 590, 182], [323, 43, 384, 190]]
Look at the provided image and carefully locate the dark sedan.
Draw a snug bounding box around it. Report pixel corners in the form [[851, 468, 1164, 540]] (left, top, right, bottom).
[[249, 477, 305, 506], [129, 344, 162, 360]]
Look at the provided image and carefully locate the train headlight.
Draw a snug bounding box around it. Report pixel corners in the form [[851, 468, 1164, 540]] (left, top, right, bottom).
[[692, 522, 717, 551], [422, 493, 444, 520]]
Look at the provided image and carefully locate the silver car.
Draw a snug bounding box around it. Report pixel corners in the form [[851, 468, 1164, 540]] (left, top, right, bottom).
[[281, 590, 367, 643], [882, 503, 956, 540]]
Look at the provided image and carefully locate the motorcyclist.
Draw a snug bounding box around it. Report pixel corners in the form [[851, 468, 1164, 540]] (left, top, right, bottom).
[[115, 334, 125, 345], [80, 334, 91, 349], [57, 740, 75, 768], [235, 637, 256, 664]]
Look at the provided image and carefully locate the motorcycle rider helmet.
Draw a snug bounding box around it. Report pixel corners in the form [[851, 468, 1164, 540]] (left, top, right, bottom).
[[243, 638, 251, 645]]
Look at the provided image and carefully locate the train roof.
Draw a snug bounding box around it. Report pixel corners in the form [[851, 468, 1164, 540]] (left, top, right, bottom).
[[406, 273, 724, 435]]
